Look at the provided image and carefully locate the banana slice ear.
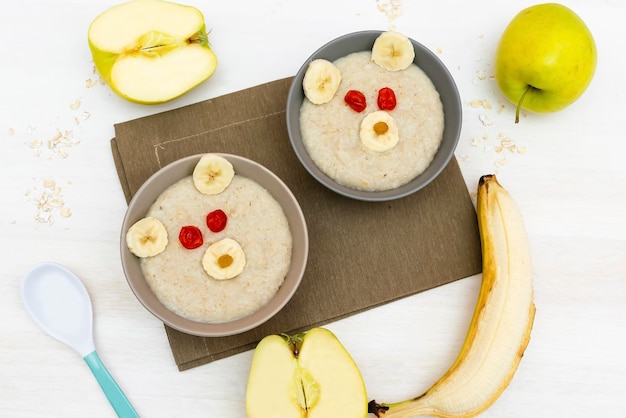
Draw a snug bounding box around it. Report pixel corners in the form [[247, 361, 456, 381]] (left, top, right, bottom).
[[126, 216, 169, 258], [302, 59, 342, 104], [371, 31, 415, 71], [192, 154, 235, 195]]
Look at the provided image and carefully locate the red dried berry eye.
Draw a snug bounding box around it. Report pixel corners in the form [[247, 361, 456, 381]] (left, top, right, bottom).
[[344, 90, 367, 112], [206, 209, 228, 232], [179, 226, 203, 249], [377, 87, 397, 110]]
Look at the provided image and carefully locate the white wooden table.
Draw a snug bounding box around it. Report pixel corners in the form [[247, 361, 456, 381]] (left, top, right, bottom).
[[2, 1, 625, 416]]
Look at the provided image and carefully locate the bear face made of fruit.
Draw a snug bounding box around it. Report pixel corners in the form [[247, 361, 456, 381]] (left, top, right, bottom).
[[125, 154, 245, 281], [303, 32, 414, 154], [299, 31, 444, 192]]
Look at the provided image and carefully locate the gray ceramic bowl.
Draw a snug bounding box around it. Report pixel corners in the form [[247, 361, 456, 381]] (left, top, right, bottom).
[[120, 153, 308, 337], [286, 30, 462, 201]]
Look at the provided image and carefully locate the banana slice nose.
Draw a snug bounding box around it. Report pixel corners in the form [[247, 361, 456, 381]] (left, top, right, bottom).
[[359, 111, 400, 152], [202, 237, 246, 280]]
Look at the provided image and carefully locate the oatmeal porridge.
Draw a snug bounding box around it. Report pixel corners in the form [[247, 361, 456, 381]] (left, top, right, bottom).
[[140, 174, 292, 323], [300, 50, 445, 191]]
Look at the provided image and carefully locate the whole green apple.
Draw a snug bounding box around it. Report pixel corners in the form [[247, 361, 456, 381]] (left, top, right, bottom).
[[495, 3, 597, 123]]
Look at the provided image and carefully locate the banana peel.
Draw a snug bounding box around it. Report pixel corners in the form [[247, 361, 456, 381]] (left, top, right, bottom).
[[369, 174, 535, 417]]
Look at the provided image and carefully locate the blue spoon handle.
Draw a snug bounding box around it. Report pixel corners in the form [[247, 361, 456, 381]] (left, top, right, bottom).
[[83, 351, 139, 418]]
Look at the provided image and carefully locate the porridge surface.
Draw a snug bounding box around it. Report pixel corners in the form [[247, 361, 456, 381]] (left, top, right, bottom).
[[300, 51, 445, 191], [141, 175, 292, 323]]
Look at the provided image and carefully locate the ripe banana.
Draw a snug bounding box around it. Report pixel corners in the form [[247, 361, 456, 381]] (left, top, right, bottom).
[[369, 174, 535, 417], [202, 237, 246, 280], [302, 58, 342, 104], [192, 153, 234, 195], [126, 216, 169, 258], [371, 31, 415, 72], [360, 110, 399, 152]]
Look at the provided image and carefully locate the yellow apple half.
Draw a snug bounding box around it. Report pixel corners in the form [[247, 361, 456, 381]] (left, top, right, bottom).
[[88, 0, 218, 104], [246, 328, 368, 418], [495, 3, 597, 122]]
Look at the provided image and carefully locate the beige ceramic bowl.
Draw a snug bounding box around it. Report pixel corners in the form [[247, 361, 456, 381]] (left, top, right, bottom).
[[120, 153, 308, 337], [287, 30, 462, 202]]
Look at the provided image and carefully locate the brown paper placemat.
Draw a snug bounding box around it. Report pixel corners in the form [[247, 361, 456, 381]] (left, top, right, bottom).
[[111, 77, 482, 371]]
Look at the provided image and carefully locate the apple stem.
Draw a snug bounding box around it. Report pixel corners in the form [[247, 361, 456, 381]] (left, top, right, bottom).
[[515, 85, 533, 124], [281, 332, 305, 357], [368, 400, 389, 417]]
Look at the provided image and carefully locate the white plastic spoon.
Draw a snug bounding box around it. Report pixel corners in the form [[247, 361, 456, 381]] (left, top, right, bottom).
[[21, 262, 139, 417]]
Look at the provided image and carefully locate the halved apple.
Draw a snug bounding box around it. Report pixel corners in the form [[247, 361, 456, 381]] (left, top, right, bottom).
[[88, 0, 218, 104], [246, 328, 368, 418]]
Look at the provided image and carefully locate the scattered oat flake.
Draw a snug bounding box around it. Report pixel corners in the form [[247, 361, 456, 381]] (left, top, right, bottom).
[[469, 99, 493, 109], [377, 0, 403, 21], [517, 146, 527, 154], [49, 131, 62, 145], [38, 129, 80, 158], [26, 178, 72, 226], [8, 128, 15, 136], [437, 47, 443, 54], [82, 111, 91, 120], [479, 114, 493, 126], [35, 212, 53, 225], [70, 99, 81, 110]]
